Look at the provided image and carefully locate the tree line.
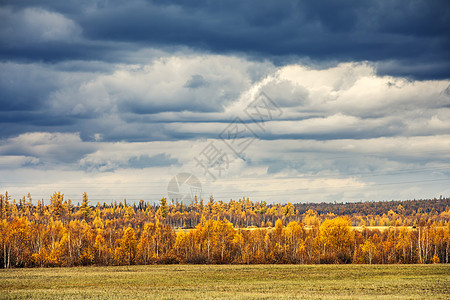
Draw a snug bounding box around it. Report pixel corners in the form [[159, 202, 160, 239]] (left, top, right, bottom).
[[0, 191, 449, 268]]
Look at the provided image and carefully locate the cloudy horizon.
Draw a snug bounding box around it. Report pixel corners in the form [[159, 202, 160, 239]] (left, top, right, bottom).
[[1, 0, 449, 205]]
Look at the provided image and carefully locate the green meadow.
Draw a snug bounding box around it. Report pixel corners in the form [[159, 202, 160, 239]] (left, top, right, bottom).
[[1, 264, 448, 299]]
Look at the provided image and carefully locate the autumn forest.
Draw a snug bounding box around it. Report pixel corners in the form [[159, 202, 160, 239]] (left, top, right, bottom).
[[1, 192, 449, 268]]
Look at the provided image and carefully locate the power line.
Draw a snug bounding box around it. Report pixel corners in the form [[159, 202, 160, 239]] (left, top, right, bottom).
[[5, 177, 448, 203]]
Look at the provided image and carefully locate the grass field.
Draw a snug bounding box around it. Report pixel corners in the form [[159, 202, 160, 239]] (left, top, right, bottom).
[[1, 264, 449, 299]]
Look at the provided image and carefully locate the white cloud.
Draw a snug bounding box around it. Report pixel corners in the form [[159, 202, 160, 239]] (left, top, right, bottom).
[[223, 62, 450, 139], [102, 55, 271, 113], [266, 63, 450, 118]]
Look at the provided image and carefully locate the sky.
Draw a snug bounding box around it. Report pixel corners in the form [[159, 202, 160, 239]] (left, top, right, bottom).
[[1, 0, 450, 205]]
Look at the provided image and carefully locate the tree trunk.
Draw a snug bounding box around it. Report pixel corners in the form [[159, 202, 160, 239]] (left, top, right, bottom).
[[3, 243, 6, 269]]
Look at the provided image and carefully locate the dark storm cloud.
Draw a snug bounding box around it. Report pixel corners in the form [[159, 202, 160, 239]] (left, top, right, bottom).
[[0, 60, 108, 139], [0, 132, 97, 164], [0, 63, 56, 111], [1, 0, 449, 79]]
